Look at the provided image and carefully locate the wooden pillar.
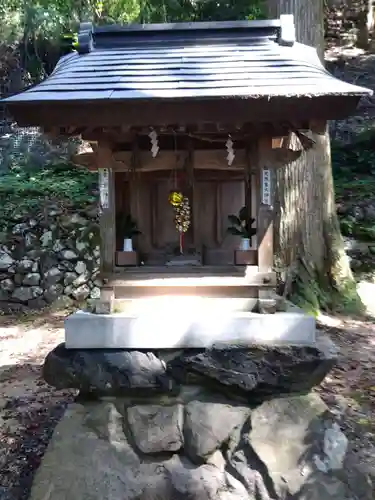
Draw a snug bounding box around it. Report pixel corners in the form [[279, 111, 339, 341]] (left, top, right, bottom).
[[245, 144, 253, 223], [97, 143, 116, 312], [256, 136, 277, 313], [185, 137, 196, 250]]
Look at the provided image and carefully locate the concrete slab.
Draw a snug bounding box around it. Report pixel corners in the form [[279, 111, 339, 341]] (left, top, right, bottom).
[[65, 300, 316, 349]]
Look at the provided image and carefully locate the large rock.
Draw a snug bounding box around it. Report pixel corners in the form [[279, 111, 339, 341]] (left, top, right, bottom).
[[72, 272, 90, 286], [52, 240, 64, 253], [40, 230, 53, 247], [226, 393, 372, 500], [43, 343, 177, 396], [127, 404, 184, 454], [0, 250, 14, 270], [90, 286, 100, 299], [184, 396, 250, 463], [23, 272, 40, 286], [44, 284, 64, 303], [12, 286, 43, 302], [168, 339, 337, 401], [60, 249, 78, 260], [29, 395, 371, 500], [64, 271, 78, 285], [44, 267, 63, 285], [29, 401, 251, 500], [75, 260, 87, 275], [0, 278, 15, 292], [71, 284, 90, 300], [16, 259, 34, 273]]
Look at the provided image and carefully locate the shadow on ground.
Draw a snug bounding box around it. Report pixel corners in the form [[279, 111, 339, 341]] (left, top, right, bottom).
[[0, 362, 75, 500]]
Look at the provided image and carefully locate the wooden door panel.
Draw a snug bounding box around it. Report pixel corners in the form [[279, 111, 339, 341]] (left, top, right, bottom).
[[155, 180, 178, 249], [220, 181, 245, 249], [194, 181, 216, 248]]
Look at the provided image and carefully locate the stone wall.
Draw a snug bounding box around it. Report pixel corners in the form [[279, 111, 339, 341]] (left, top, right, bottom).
[[325, 0, 375, 47], [0, 204, 101, 311], [0, 123, 79, 172]]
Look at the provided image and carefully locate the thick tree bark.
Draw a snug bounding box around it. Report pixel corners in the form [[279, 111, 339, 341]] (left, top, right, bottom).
[[266, 0, 357, 310]]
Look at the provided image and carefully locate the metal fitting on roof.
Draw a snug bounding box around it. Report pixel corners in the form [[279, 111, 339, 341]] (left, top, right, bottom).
[[77, 22, 94, 54], [279, 14, 295, 46]]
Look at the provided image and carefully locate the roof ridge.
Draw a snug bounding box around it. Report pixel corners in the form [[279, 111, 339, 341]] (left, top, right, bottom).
[[76, 16, 296, 54]]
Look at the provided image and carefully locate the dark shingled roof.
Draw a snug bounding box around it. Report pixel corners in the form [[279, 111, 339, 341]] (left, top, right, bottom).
[[4, 17, 372, 104]]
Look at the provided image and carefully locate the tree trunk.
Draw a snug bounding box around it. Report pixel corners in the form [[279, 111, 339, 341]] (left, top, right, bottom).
[[266, 0, 359, 312]]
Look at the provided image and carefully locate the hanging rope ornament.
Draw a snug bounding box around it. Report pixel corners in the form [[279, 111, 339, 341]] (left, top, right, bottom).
[[168, 191, 191, 254], [226, 135, 235, 166], [149, 129, 159, 158], [175, 196, 191, 233]]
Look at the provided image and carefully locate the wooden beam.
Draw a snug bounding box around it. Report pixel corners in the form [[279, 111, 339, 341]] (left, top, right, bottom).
[[309, 119, 327, 135], [245, 142, 255, 223], [70, 142, 304, 174], [71, 151, 96, 169], [97, 144, 116, 281], [256, 136, 276, 313], [185, 136, 196, 248], [114, 149, 245, 170], [194, 149, 246, 169]]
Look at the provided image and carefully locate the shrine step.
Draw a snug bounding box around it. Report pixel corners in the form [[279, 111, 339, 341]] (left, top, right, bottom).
[[106, 267, 276, 299], [114, 285, 260, 299], [112, 296, 258, 314], [111, 276, 274, 299]]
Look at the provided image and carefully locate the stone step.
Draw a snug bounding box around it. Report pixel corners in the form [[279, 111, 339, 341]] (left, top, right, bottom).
[[65, 306, 316, 349]]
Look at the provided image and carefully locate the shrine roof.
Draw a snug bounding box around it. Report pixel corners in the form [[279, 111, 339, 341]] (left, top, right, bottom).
[[3, 16, 372, 127]]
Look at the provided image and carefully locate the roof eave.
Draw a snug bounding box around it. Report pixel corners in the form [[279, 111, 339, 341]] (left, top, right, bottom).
[[5, 94, 364, 129]]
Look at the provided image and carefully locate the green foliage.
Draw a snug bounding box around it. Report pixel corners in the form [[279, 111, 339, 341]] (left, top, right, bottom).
[[0, 162, 97, 231], [138, 0, 265, 23], [0, 0, 266, 81], [116, 213, 141, 238], [332, 130, 375, 246], [332, 131, 375, 201], [227, 206, 257, 239], [340, 219, 375, 241]]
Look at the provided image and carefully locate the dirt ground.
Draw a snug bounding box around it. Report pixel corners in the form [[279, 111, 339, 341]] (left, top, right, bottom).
[[316, 314, 375, 482], [0, 311, 75, 500], [0, 308, 374, 499]]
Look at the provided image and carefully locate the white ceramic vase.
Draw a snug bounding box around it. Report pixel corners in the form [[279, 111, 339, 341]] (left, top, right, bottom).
[[123, 238, 133, 252], [240, 238, 250, 251]]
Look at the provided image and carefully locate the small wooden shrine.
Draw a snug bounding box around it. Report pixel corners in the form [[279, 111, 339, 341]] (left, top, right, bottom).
[[4, 16, 371, 328]]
